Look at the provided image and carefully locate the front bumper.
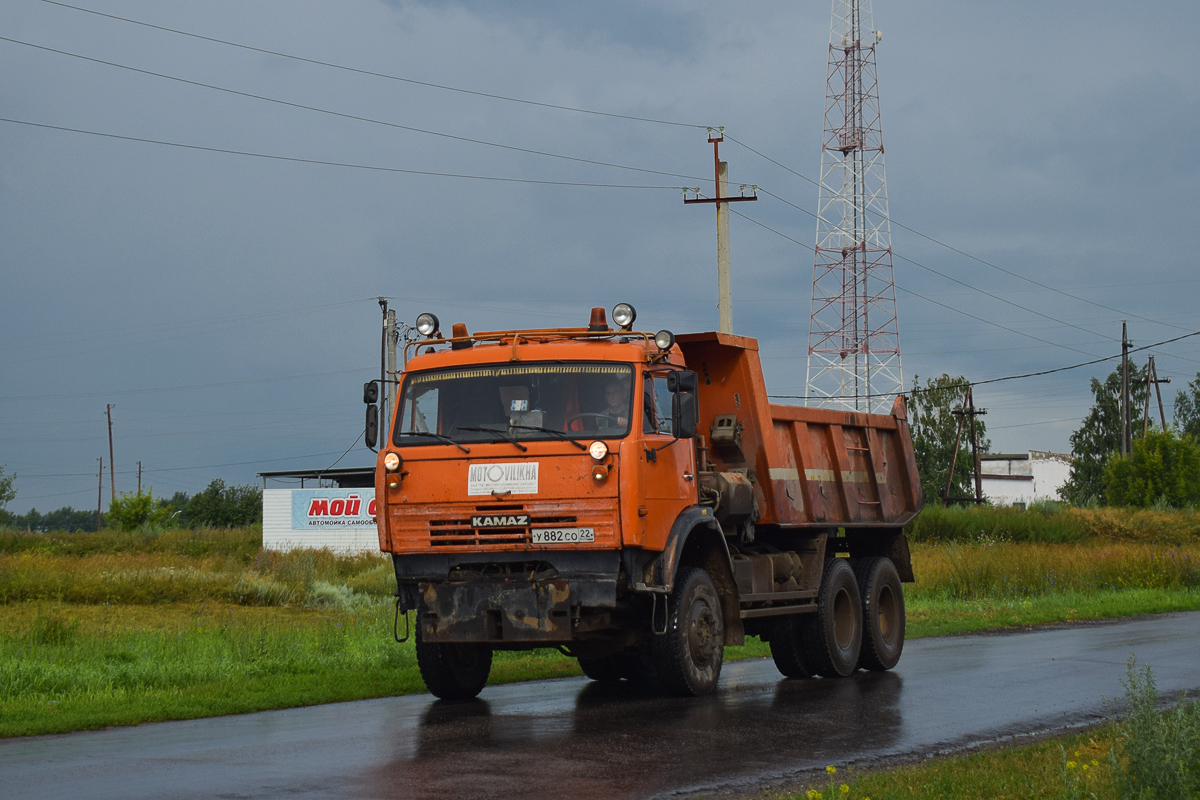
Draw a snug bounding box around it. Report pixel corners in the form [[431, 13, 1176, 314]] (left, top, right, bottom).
[[396, 550, 624, 644]]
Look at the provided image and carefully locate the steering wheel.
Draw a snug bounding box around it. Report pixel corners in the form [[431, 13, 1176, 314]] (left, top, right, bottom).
[[565, 412, 620, 430]]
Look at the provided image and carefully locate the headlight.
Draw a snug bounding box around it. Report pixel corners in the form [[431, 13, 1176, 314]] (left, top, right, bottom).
[[611, 303, 636, 330], [588, 440, 608, 460], [654, 329, 675, 350], [415, 313, 440, 337], [383, 452, 401, 471]]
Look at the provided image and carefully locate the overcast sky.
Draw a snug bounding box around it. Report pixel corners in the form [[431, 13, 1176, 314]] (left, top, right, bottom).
[[3, 0, 1199, 514]]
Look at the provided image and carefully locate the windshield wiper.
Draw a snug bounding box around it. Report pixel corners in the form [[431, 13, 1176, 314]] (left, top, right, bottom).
[[456, 426, 529, 452], [393, 430, 470, 453], [508, 424, 588, 451]]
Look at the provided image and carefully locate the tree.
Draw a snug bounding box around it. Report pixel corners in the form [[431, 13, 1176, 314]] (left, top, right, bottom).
[[1104, 428, 1200, 508], [1061, 364, 1147, 505], [184, 479, 262, 528], [1173, 372, 1200, 440], [0, 465, 15, 514], [908, 374, 990, 503], [107, 490, 172, 531]]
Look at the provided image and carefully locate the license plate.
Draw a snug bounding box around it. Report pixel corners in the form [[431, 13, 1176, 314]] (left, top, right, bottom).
[[531, 527, 595, 544]]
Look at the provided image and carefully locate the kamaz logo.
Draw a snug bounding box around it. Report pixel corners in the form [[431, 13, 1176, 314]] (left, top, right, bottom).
[[471, 514, 530, 528]]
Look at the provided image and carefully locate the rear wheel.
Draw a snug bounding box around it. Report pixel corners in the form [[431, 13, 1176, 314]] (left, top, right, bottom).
[[800, 558, 862, 678], [651, 567, 725, 696], [415, 633, 493, 700], [856, 556, 905, 671], [769, 615, 816, 679]]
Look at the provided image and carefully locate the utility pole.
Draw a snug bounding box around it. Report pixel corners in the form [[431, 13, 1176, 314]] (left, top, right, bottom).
[[137, 460, 143, 494], [1120, 323, 1130, 456], [684, 127, 757, 334], [97, 457, 103, 531], [1140, 356, 1170, 436], [942, 386, 987, 505], [386, 307, 398, 428], [106, 404, 115, 502]]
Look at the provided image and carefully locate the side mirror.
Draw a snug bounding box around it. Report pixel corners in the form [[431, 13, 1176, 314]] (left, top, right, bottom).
[[363, 381, 379, 405], [672, 392, 697, 439], [365, 404, 379, 449], [667, 370, 698, 393]]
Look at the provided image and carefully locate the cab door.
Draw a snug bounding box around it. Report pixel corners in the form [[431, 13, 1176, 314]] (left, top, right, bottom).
[[638, 370, 697, 552]]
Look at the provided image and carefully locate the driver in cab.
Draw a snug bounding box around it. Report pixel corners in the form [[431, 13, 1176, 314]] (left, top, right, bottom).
[[601, 379, 630, 430]]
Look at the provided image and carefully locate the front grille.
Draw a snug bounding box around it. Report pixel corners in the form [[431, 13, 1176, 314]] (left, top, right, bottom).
[[428, 509, 579, 547]]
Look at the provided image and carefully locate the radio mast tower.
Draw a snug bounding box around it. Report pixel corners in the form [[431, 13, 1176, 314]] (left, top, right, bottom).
[[806, 0, 902, 413]]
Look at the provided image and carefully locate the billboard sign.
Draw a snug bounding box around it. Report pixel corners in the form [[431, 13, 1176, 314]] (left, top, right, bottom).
[[290, 488, 377, 529]]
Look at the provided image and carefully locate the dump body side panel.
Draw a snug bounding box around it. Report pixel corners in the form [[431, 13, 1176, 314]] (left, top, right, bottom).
[[677, 332, 922, 529]]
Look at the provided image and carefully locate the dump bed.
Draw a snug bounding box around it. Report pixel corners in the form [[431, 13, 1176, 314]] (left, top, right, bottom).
[[677, 332, 922, 529]]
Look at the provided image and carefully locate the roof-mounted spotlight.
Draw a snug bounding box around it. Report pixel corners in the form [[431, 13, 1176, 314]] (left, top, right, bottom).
[[611, 303, 637, 331], [654, 330, 675, 351], [415, 312, 441, 338]]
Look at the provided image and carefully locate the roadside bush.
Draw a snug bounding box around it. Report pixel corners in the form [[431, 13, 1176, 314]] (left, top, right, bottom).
[[907, 503, 1082, 544], [184, 480, 261, 528], [107, 490, 172, 532], [1105, 428, 1200, 509], [1110, 657, 1200, 799]]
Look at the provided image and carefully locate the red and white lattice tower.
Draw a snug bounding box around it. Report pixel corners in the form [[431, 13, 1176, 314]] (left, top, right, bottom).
[[806, 0, 902, 413]]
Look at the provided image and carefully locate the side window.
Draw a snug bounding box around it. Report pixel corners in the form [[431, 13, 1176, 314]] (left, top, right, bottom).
[[649, 375, 674, 436]]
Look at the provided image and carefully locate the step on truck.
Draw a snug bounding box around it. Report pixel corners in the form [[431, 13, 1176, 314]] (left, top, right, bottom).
[[366, 304, 923, 699]]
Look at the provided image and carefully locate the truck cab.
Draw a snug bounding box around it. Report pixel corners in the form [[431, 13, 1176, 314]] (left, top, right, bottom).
[[369, 305, 922, 699]]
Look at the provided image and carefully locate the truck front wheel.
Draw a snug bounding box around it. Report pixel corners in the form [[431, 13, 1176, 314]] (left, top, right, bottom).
[[651, 567, 725, 696], [800, 558, 862, 678], [855, 556, 905, 671], [415, 636, 493, 700]]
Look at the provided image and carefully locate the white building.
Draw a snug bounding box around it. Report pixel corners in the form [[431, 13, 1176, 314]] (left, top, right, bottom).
[[979, 451, 1072, 507], [259, 468, 380, 554]]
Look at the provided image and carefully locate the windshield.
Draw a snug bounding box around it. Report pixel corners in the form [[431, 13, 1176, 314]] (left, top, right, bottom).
[[394, 362, 634, 447]]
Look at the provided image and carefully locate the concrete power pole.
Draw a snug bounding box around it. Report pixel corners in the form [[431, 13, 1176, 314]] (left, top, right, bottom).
[[1120, 322, 1130, 457], [684, 127, 757, 335], [106, 404, 115, 502], [386, 308, 398, 429], [97, 457, 103, 530], [716, 161, 732, 334]]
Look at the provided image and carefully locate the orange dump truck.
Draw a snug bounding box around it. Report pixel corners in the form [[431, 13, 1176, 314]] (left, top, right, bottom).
[[367, 305, 922, 699]]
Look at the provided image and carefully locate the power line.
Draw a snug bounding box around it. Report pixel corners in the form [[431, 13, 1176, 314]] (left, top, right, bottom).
[[0, 35, 703, 184], [40, 0, 708, 130], [27, 6, 1184, 340], [0, 366, 375, 402], [0, 117, 684, 191], [725, 134, 1189, 334], [752, 189, 1114, 344], [768, 328, 1200, 400], [727, 206, 1104, 359]]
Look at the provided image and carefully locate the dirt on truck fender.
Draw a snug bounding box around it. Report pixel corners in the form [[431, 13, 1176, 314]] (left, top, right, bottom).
[[366, 305, 923, 699]]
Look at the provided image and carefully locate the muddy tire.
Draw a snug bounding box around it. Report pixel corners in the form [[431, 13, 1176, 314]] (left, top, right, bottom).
[[800, 558, 862, 678], [769, 616, 816, 679], [578, 654, 635, 683], [651, 567, 725, 696], [415, 635, 493, 700], [855, 556, 905, 671]]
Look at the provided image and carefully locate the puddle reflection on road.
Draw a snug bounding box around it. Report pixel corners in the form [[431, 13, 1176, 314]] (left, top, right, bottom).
[[364, 668, 904, 800]]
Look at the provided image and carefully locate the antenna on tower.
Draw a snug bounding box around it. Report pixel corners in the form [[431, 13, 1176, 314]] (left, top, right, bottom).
[[806, 0, 902, 413]]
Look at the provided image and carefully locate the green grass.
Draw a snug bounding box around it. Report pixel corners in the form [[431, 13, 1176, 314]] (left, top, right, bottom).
[[2, 519, 1200, 737]]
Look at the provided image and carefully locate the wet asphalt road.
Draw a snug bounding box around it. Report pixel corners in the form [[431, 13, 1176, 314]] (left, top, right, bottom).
[[3, 612, 1198, 800]]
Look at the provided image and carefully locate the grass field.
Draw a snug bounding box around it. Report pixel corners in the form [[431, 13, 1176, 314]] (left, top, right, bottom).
[[2, 509, 1198, 738]]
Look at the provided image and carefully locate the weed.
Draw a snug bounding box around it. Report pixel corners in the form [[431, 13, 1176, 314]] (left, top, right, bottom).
[[1110, 657, 1200, 798]]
